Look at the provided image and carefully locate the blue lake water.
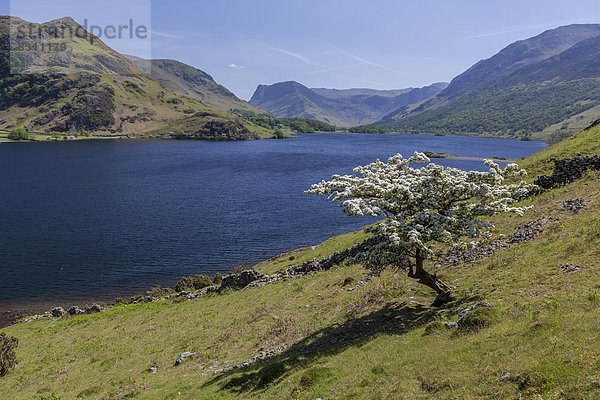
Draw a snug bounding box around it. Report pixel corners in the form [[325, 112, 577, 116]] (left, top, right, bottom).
[[0, 133, 546, 312]]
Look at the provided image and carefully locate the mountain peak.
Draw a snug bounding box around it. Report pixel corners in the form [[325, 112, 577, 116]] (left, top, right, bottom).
[[439, 23, 600, 100], [249, 81, 445, 127]]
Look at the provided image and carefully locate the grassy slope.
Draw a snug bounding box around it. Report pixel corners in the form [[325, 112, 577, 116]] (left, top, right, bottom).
[[376, 79, 600, 140], [125, 56, 265, 115], [0, 17, 273, 139], [519, 123, 600, 177], [2, 129, 600, 399]]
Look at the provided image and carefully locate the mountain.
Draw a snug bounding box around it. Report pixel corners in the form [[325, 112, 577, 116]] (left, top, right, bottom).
[[249, 81, 447, 127], [125, 56, 264, 114], [0, 16, 269, 139], [311, 87, 412, 99], [378, 24, 600, 139], [439, 24, 600, 101]]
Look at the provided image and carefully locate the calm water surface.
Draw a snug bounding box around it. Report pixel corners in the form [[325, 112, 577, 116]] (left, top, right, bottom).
[[0, 133, 546, 312]]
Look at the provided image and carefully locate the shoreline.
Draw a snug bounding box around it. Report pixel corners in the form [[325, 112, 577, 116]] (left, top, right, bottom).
[[0, 131, 549, 144]]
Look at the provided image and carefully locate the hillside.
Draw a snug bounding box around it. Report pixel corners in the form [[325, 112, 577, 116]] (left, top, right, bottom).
[[249, 81, 446, 127], [0, 16, 270, 139], [2, 126, 600, 398], [126, 56, 265, 114], [378, 24, 600, 139]]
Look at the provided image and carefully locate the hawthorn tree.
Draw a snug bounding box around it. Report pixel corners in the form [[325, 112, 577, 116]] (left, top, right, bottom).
[[307, 152, 535, 305]]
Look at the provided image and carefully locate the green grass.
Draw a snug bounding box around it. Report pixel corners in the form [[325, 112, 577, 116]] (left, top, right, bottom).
[[2, 134, 600, 398], [518, 123, 600, 177], [377, 78, 600, 139]]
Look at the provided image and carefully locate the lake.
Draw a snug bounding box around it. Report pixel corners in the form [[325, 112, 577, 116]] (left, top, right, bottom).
[[0, 133, 546, 313]]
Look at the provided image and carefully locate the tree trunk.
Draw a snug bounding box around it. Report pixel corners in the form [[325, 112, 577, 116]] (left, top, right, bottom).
[[408, 250, 454, 307]]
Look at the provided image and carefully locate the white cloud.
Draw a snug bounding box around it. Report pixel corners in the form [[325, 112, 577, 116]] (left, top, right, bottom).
[[324, 43, 403, 75], [262, 44, 315, 65], [151, 30, 180, 39], [228, 63, 246, 69]]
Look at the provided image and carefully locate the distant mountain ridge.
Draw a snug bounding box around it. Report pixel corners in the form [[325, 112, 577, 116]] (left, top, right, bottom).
[[249, 81, 447, 127], [378, 23, 600, 139]]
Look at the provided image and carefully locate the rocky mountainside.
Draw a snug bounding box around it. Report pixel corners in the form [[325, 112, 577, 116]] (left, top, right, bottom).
[[378, 24, 600, 139], [249, 80, 447, 127], [439, 24, 600, 101], [126, 56, 264, 114], [0, 16, 268, 138]]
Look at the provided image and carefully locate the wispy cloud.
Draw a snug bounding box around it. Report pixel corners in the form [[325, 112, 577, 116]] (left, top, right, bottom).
[[228, 63, 246, 69], [261, 43, 316, 65], [325, 43, 398, 73], [151, 30, 180, 39], [306, 63, 362, 75]]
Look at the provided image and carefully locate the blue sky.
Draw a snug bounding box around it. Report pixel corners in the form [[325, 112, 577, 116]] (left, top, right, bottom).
[[4, 0, 600, 99]]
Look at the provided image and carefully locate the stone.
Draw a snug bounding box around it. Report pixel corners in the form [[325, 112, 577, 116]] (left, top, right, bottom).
[[436, 218, 554, 267], [68, 306, 84, 315], [220, 269, 268, 290], [559, 198, 587, 213], [534, 156, 600, 189], [500, 372, 511, 382], [174, 351, 196, 366], [52, 307, 66, 317], [148, 367, 158, 373], [85, 304, 107, 314], [559, 264, 582, 273], [133, 296, 158, 303]]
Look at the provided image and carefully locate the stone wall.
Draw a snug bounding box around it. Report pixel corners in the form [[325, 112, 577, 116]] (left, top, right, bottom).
[[534, 156, 600, 189]]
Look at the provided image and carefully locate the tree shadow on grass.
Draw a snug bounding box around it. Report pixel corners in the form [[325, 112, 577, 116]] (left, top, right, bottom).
[[202, 301, 435, 394]]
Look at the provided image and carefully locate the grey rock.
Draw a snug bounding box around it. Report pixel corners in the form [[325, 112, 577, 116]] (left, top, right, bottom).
[[68, 306, 84, 315], [220, 269, 268, 290], [500, 372, 511, 382], [559, 264, 582, 273], [535, 156, 600, 189], [559, 198, 587, 213], [174, 351, 196, 366], [133, 296, 159, 303], [437, 218, 554, 267], [441, 321, 457, 329], [148, 367, 158, 373], [52, 307, 67, 317], [85, 304, 107, 314]]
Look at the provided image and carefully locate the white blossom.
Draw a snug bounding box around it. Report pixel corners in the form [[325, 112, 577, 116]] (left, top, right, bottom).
[[306, 152, 536, 272]]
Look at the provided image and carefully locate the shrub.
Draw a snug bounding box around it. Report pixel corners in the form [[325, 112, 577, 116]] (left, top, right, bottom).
[[146, 286, 174, 297], [459, 307, 498, 332], [7, 127, 29, 140], [299, 366, 332, 388], [342, 277, 355, 286], [175, 275, 213, 292], [423, 321, 447, 336], [0, 332, 18, 376], [257, 361, 287, 388], [232, 264, 252, 274], [213, 272, 223, 286]]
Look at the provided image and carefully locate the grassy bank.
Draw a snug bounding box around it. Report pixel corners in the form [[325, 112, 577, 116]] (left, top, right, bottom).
[[1, 127, 600, 399]]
